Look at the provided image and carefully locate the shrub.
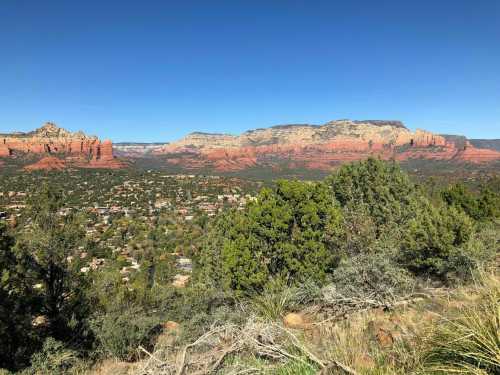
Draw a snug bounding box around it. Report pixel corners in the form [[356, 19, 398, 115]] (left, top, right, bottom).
[[198, 180, 343, 294], [442, 183, 500, 221], [28, 338, 81, 375], [330, 252, 415, 301], [0, 223, 40, 371], [400, 202, 475, 279], [90, 307, 161, 361], [327, 158, 419, 227], [161, 284, 242, 343], [251, 278, 301, 321]]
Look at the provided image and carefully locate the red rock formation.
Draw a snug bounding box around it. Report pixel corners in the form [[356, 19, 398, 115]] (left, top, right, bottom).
[[24, 156, 67, 171], [158, 120, 500, 172], [82, 139, 128, 169], [454, 141, 500, 163], [0, 123, 127, 170], [0, 142, 11, 157]]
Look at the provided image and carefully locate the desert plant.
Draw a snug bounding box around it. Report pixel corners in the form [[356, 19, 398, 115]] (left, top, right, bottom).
[[28, 338, 81, 375], [90, 307, 161, 361], [251, 279, 302, 321], [423, 274, 500, 374], [331, 252, 416, 302]]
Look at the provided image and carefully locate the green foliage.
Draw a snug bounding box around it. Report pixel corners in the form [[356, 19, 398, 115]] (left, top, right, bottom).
[[400, 202, 476, 278], [327, 158, 418, 227], [271, 359, 317, 374], [442, 183, 500, 221], [0, 223, 38, 370], [198, 180, 343, 294], [251, 278, 301, 321], [13, 184, 92, 344], [160, 284, 242, 343], [28, 338, 81, 375], [90, 307, 161, 361]]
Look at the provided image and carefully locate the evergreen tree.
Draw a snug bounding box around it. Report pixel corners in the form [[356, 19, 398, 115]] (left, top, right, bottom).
[[400, 201, 474, 277], [0, 223, 38, 370], [13, 184, 92, 348], [198, 180, 342, 294], [327, 158, 418, 227], [442, 183, 500, 221]]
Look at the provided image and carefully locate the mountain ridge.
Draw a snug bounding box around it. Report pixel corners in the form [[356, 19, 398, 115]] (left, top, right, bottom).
[[153, 119, 500, 172]]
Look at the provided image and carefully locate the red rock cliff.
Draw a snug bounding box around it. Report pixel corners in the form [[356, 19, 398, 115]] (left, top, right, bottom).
[[156, 120, 500, 172], [0, 122, 126, 170]]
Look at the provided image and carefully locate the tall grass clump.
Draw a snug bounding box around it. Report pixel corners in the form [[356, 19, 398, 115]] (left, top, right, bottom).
[[423, 274, 500, 374], [250, 279, 301, 321]]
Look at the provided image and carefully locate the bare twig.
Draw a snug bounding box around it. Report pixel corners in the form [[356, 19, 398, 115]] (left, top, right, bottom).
[[139, 345, 166, 365]]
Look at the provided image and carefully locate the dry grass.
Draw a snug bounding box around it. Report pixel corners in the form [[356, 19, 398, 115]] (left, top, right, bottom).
[[88, 359, 138, 375], [85, 273, 499, 375], [422, 274, 500, 374]]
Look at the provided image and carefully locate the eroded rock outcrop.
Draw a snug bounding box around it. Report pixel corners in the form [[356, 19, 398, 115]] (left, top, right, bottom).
[[155, 120, 500, 172], [0, 122, 126, 170], [24, 156, 67, 171]]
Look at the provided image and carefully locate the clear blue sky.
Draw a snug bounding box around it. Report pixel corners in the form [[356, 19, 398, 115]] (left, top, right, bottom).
[[1, 0, 499, 142]]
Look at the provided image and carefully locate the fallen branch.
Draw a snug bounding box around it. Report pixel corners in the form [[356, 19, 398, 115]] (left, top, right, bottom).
[[139, 345, 166, 365]]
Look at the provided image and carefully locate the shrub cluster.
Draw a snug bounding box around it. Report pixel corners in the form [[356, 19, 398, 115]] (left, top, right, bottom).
[[198, 158, 498, 294]]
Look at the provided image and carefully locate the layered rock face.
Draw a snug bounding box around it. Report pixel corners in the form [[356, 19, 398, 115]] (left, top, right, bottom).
[[156, 120, 500, 172], [0, 122, 126, 170]]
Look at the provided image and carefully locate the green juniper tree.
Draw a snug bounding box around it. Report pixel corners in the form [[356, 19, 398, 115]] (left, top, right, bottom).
[[326, 157, 419, 227], [0, 222, 38, 370], [197, 180, 343, 294], [13, 184, 92, 348]]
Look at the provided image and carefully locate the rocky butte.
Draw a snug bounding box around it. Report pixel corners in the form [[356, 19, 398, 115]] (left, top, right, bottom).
[[0, 122, 126, 170], [155, 120, 500, 172]]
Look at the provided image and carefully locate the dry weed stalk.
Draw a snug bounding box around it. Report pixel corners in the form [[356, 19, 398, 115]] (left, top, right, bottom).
[[134, 318, 359, 375]]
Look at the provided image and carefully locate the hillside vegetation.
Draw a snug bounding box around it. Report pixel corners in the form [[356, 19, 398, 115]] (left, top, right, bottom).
[[0, 158, 498, 374]]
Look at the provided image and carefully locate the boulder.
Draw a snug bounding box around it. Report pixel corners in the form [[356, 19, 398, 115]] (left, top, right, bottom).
[[162, 321, 179, 331], [32, 315, 49, 327], [283, 313, 306, 329], [172, 274, 190, 288]]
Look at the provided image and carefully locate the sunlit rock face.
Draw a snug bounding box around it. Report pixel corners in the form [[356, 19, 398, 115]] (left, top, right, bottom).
[[155, 120, 500, 172], [24, 156, 67, 171], [0, 122, 126, 170]]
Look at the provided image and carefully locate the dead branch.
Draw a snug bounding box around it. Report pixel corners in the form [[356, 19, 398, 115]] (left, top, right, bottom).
[[139, 345, 166, 365]]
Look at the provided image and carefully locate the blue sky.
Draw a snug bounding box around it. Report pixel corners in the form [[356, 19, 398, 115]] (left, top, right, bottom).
[[0, 0, 499, 142]]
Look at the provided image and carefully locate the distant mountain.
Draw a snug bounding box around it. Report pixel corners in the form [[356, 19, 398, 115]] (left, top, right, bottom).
[[153, 119, 500, 172], [113, 142, 166, 157], [469, 139, 500, 152], [2, 120, 499, 174], [0, 122, 126, 170]]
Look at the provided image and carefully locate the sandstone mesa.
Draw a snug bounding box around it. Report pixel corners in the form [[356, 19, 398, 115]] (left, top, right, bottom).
[[155, 120, 500, 172]]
